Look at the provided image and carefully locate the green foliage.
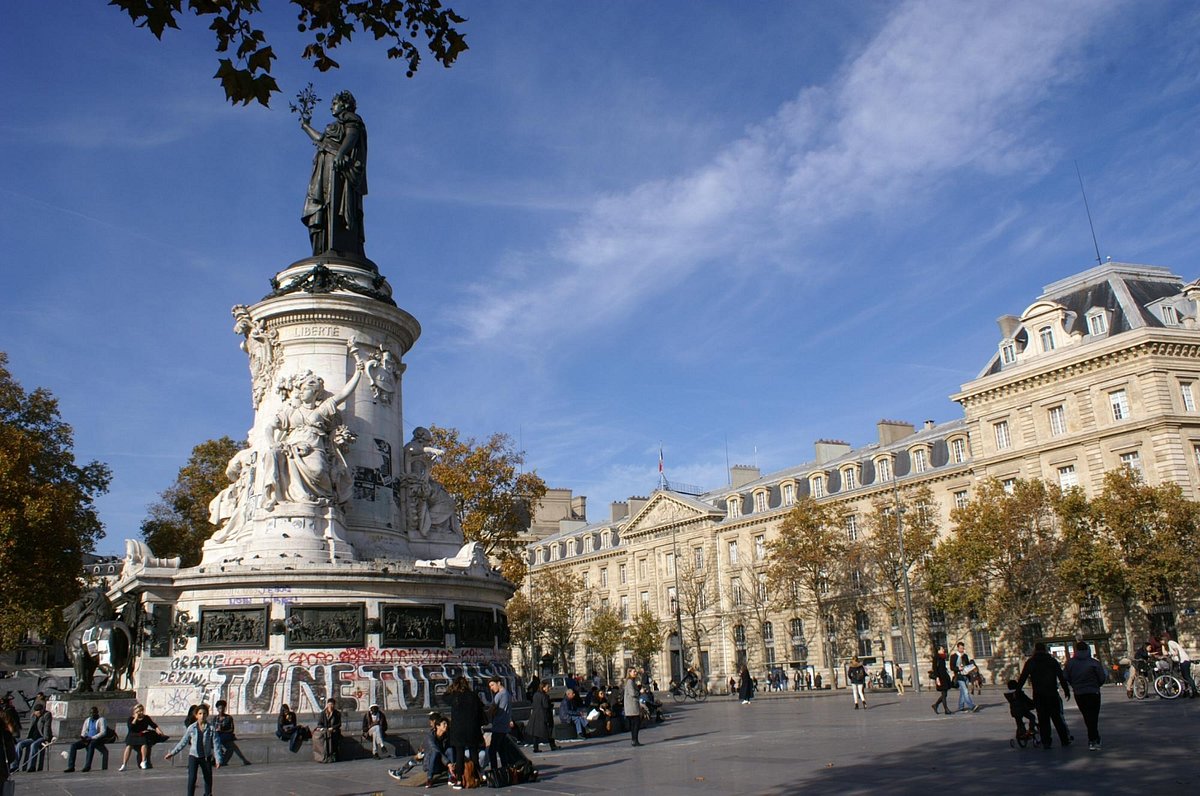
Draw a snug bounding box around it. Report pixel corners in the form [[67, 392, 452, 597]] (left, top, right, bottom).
[[929, 478, 1071, 643], [625, 609, 665, 671], [0, 353, 111, 648], [505, 590, 536, 673], [109, 0, 469, 107], [532, 568, 590, 674], [859, 486, 939, 617], [585, 605, 625, 681], [429, 425, 547, 559], [141, 436, 243, 567]]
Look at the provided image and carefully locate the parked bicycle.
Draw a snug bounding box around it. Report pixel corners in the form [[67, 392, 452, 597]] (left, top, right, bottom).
[[1129, 658, 1193, 700]]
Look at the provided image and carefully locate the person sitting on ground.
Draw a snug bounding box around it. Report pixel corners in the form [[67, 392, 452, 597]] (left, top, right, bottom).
[[362, 704, 392, 759], [556, 688, 589, 739], [639, 685, 666, 723], [12, 703, 52, 772], [120, 704, 164, 771], [389, 712, 453, 785], [1004, 679, 1038, 739], [212, 700, 251, 765], [275, 703, 309, 754], [65, 706, 109, 773]]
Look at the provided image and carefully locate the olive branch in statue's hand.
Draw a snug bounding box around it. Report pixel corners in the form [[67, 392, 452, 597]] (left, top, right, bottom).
[[290, 83, 321, 125]]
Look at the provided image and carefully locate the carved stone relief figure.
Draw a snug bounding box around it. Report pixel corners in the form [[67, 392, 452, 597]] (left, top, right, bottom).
[[207, 446, 259, 544], [361, 342, 402, 403], [402, 426, 462, 538], [262, 352, 363, 509], [232, 305, 281, 408]]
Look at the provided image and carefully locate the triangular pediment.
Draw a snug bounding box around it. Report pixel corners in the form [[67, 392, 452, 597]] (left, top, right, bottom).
[[623, 491, 722, 536]]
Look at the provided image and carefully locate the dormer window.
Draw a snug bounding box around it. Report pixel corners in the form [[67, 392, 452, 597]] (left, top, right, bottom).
[[1086, 310, 1108, 336], [1039, 326, 1055, 352], [810, 474, 825, 498], [1163, 305, 1180, 326], [841, 466, 858, 490], [535, 548, 545, 564], [753, 490, 768, 513], [911, 447, 929, 474], [781, 482, 796, 506], [551, 544, 561, 561], [566, 539, 577, 556], [584, 536, 594, 553], [727, 495, 742, 519], [600, 530, 612, 548], [950, 437, 968, 464], [876, 456, 892, 482], [1000, 340, 1017, 365]]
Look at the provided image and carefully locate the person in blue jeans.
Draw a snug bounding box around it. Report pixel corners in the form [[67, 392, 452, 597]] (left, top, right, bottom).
[[64, 706, 109, 772], [950, 641, 979, 713], [164, 704, 225, 796]]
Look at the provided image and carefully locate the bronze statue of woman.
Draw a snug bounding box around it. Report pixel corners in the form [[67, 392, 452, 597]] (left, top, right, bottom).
[[301, 90, 368, 257]]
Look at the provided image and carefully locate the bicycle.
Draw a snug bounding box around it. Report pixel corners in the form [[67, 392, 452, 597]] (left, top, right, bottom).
[[668, 680, 709, 703], [1152, 659, 1193, 700]]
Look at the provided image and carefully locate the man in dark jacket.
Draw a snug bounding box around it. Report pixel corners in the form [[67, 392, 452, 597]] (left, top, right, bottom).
[[13, 704, 53, 771], [1016, 642, 1072, 748]]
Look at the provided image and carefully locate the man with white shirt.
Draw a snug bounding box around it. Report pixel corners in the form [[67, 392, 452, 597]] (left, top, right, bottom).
[[64, 706, 109, 773], [1162, 631, 1195, 697]]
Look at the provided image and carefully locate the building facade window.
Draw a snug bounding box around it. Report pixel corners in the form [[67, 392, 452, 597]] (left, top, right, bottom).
[[727, 495, 742, 518], [1182, 382, 1196, 412], [950, 437, 968, 464], [620, 595, 629, 620], [811, 475, 825, 498], [583, 571, 590, 589], [845, 513, 859, 542], [728, 541, 739, 566], [1087, 311, 1107, 336], [757, 572, 768, 601], [638, 559, 647, 580], [1120, 450, 1143, 476], [876, 457, 892, 482], [954, 490, 969, 509], [535, 548, 544, 564], [1001, 478, 1017, 494], [842, 467, 857, 489], [1110, 389, 1130, 421], [994, 420, 1011, 450], [753, 491, 767, 512], [1039, 326, 1055, 352], [1000, 341, 1016, 364], [754, 535, 766, 561], [640, 591, 650, 611], [619, 563, 627, 584], [584, 536, 594, 553], [694, 547, 704, 570], [600, 568, 608, 587], [1162, 305, 1180, 325], [782, 482, 796, 506], [762, 621, 774, 643], [665, 552, 674, 575], [1048, 405, 1066, 436], [567, 539, 576, 556], [732, 580, 744, 606], [912, 448, 928, 473], [1058, 464, 1079, 489], [972, 629, 994, 658]]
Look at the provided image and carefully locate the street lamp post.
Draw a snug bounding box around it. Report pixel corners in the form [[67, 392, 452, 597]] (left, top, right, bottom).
[[527, 550, 536, 681], [670, 523, 687, 682], [892, 474, 923, 693]]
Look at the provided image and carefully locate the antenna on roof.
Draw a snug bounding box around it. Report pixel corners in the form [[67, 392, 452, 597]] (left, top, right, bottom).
[[1075, 160, 1103, 266]]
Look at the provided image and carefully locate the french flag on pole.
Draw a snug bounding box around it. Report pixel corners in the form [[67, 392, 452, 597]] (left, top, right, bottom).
[[659, 447, 664, 474]]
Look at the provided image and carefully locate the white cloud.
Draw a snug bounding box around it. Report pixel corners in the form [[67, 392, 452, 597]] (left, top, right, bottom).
[[451, 0, 1117, 350]]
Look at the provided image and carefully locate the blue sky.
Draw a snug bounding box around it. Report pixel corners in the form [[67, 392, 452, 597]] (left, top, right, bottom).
[[3, 1, 1199, 556]]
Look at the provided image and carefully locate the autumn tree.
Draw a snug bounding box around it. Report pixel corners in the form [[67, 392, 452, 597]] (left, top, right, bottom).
[[141, 436, 243, 567], [673, 553, 715, 672], [625, 609, 665, 677], [532, 568, 590, 674], [109, 0, 468, 107], [505, 591, 537, 677], [0, 354, 112, 648], [429, 425, 547, 571], [765, 496, 847, 683], [928, 478, 1072, 656], [1061, 468, 1200, 652], [585, 605, 625, 684], [859, 486, 939, 665]]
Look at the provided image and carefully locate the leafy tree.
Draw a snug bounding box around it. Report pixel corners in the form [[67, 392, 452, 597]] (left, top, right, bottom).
[[764, 496, 847, 683], [532, 568, 590, 674], [141, 436, 243, 567], [584, 605, 625, 684], [928, 478, 1072, 656], [1063, 468, 1200, 652], [429, 425, 547, 561], [505, 590, 537, 678], [625, 609, 665, 676], [0, 353, 111, 648], [109, 0, 468, 107]]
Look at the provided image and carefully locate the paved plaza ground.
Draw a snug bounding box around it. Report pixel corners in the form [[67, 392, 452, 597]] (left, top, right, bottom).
[[10, 687, 1199, 795]]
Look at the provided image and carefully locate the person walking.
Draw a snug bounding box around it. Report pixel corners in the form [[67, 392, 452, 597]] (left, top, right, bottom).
[[1016, 642, 1073, 749], [65, 705, 110, 772], [164, 704, 224, 796], [1063, 641, 1107, 751], [527, 681, 557, 753], [485, 676, 512, 770], [738, 665, 754, 704], [623, 668, 643, 747], [931, 646, 953, 715], [894, 664, 905, 695], [847, 658, 868, 710], [949, 641, 979, 713]]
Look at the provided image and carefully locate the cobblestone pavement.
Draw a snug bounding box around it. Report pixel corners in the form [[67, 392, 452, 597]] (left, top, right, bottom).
[[10, 688, 1199, 795]]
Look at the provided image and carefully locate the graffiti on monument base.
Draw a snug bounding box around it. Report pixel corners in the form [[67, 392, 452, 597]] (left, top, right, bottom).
[[147, 647, 518, 716]]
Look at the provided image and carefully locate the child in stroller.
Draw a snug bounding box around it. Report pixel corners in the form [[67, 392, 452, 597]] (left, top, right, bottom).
[[1004, 679, 1039, 747]]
